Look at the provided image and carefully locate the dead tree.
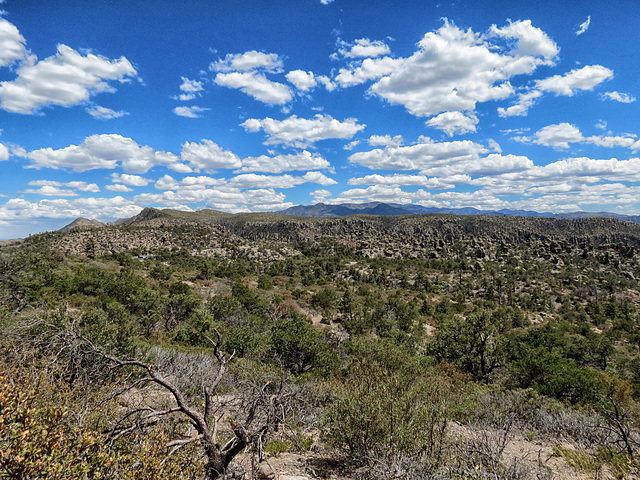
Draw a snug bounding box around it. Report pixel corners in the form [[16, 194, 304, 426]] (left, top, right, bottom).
[[81, 331, 291, 479]]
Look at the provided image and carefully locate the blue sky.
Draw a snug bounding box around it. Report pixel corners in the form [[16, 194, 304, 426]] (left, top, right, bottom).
[[1, 0, 639, 239]]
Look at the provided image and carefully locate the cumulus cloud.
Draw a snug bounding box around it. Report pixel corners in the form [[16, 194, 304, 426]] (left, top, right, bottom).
[[173, 105, 210, 118], [536, 65, 613, 96], [229, 172, 336, 189], [26, 180, 100, 195], [335, 57, 402, 87], [0, 44, 138, 114], [238, 150, 330, 173], [349, 136, 487, 171], [497, 90, 543, 117], [490, 19, 559, 61], [180, 77, 204, 92], [499, 65, 612, 117], [286, 70, 317, 91], [87, 105, 129, 119], [0, 196, 144, 223], [0, 18, 26, 67], [182, 176, 225, 186], [534, 123, 585, 149], [316, 75, 336, 91], [368, 135, 403, 147], [110, 173, 151, 187], [348, 173, 468, 189], [211, 51, 283, 73], [586, 134, 639, 150], [0, 142, 8, 161], [364, 19, 557, 118], [426, 111, 478, 136], [214, 71, 292, 104], [180, 139, 242, 171], [24, 185, 78, 196], [602, 91, 636, 103], [105, 184, 133, 192], [22, 134, 182, 174], [241, 114, 365, 147], [336, 38, 391, 59]]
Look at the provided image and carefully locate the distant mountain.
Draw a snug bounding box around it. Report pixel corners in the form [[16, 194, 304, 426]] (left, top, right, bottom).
[[58, 217, 107, 232], [57, 203, 640, 238], [277, 202, 640, 224]]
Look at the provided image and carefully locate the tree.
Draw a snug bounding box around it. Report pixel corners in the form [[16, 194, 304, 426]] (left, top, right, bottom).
[[271, 315, 330, 374], [78, 331, 294, 479], [431, 310, 504, 380]]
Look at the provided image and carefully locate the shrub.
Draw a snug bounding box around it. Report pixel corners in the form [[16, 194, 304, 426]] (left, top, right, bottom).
[[322, 338, 466, 470]]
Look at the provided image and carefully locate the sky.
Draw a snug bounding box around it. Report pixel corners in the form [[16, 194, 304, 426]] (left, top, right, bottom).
[[1, 0, 639, 239]]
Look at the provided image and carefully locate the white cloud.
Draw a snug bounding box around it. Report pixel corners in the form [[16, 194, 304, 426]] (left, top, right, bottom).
[[238, 150, 330, 173], [418, 153, 534, 177], [110, 173, 151, 187], [230, 173, 302, 189], [241, 114, 365, 147], [211, 51, 283, 73], [173, 105, 210, 118], [228, 172, 335, 189], [487, 139, 502, 153], [154, 174, 180, 190], [586, 134, 638, 149], [426, 111, 478, 136], [182, 175, 225, 186], [329, 185, 420, 205], [367, 19, 557, 118], [214, 71, 292, 104], [180, 139, 242, 171], [286, 70, 317, 91], [335, 57, 402, 87], [316, 75, 336, 91], [0, 45, 138, 114], [0, 196, 144, 223], [497, 90, 543, 117], [105, 184, 133, 192], [0, 142, 8, 161], [27, 180, 100, 193], [349, 136, 487, 171], [337, 38, 391, 58], [536, 65, 613, 96], [534, 123, 584, 149], [576, 16, 591, 35], [320, 0, 335, 5], [301, 171, 338, 185], [348, 173, 468, 189], [22, 134, 179, 174], [368, 135, 403, 147], [24, 185, 78, 196], [0, 18, 26, 67], [490, 19, 559, 61], [180, 77, 204, 92], [602, 91, 636, 103], [87, 105, 129, 119], [499, 65, 612, 117], [344, 140, 361, 151]]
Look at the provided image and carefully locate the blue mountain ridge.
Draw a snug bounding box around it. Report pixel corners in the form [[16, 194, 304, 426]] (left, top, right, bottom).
[[276, 202, 640, 224]]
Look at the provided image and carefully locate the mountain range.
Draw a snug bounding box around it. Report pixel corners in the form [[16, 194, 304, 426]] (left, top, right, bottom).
[[278, 202, 640, 223], [59, 202, 640, 234]]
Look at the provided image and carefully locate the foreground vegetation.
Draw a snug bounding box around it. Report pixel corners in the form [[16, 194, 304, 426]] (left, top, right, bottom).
[[3, 211, 640, 479]]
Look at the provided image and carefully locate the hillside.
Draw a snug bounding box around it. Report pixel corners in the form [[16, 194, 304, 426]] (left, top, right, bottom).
[[3, 208, 640, 479], [30, 207, 640, 259]]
